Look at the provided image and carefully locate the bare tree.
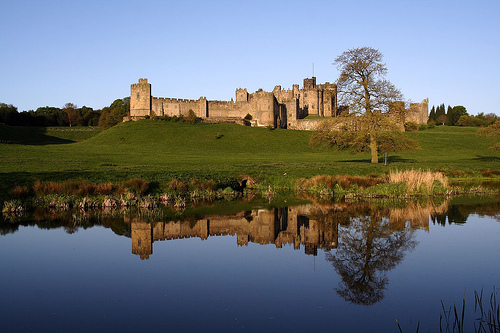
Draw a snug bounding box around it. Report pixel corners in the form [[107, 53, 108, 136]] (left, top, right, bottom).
[[63, 103, 80, 127], [333, 47, 405, 163]]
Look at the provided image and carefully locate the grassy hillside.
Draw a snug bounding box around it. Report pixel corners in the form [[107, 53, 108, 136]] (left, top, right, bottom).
[[0, 120, 498, 194], [0, 124, 100, 144]]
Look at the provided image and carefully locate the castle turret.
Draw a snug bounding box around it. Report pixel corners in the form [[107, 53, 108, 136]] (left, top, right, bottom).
[[236, 88, 248, 102], [130, 78, 151, 118]]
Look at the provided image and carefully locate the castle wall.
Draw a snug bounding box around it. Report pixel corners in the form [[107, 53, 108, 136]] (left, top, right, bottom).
[[288, 119, 324, 130], [388, 99, 429, 125], [128, 78, 339, 128], [151, 97, 201, 117], [408, 99, 429, 124]]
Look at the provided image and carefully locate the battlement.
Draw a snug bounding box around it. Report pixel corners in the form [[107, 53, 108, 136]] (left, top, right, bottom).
[[209, 100, 235, 106], [303, 77, 317, 90], [131, 78, 149, 88], [153, 97, 198, 103], [129, 77, 340, 128]]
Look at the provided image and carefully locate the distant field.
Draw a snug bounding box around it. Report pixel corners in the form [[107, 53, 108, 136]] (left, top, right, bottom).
[[0, 124, 101, 144], [0, 121, 499, 195]]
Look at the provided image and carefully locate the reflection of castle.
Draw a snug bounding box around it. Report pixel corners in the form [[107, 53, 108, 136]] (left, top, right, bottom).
[[128, 205, 338, 260]]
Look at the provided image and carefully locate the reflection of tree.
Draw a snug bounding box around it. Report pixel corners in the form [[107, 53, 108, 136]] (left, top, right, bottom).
[[325, 211, 416, 305]]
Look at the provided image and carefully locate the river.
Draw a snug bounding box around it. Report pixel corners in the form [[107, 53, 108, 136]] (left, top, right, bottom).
[[1, 195, 499, 332]]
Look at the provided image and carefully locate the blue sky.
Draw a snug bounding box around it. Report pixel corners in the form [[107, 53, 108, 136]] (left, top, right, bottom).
[[1, 0, 499, 115]]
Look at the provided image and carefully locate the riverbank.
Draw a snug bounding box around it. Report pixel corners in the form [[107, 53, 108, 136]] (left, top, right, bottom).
[[3, 170, 499, 217], [1, 121, 499, 204]]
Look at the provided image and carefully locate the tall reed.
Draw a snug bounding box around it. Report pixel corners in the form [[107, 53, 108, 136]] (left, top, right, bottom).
[[389, 169, 448, 193]]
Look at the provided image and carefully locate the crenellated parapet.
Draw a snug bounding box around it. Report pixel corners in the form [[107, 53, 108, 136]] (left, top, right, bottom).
[[128, 77, 340, 128]]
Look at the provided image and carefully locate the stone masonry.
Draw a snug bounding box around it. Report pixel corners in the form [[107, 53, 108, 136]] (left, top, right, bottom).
[[128, 78, 428, 130]]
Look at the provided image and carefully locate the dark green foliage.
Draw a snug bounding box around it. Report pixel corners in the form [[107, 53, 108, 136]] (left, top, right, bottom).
[[98, 98, 130, 129], [477, 120, 500, 150], [447, 105, 468, 126], [311, 113, 420, 155], [185, 109, 198, 124], [428, 105, 436, 123]]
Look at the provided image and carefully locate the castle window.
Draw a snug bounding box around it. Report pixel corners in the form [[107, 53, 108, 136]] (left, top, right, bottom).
[[304, 93, 308, 97], [138, 240, 142, 246], [137, 93, 140, 99]]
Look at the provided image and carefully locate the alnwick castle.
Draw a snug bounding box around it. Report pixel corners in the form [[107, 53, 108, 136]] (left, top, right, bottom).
[[127, 77, 428, 130]]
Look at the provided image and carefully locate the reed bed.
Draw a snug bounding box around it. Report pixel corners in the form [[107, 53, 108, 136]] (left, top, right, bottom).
[[389, 169, 448, 193]]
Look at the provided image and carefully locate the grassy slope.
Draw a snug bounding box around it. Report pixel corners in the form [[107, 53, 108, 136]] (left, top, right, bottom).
[[0, 124, 100, 144], [0, 121, 498, 191]]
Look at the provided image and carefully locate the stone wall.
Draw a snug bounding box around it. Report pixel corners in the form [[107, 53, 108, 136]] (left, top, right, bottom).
[[389, 99, 429, 125]]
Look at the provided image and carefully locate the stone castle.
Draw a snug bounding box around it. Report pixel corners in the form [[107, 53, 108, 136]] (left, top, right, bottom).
[[128, 78, 428, 130]]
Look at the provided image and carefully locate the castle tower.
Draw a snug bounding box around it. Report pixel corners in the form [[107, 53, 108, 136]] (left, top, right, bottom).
[[303, 77, 316, 90], [130, 78, 151, 118], [131, 220, 153, 260], [236, 88, 248, 102]]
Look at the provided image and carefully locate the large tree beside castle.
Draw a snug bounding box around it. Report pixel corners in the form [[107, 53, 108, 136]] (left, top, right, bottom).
[[312, 47, 416, 163]]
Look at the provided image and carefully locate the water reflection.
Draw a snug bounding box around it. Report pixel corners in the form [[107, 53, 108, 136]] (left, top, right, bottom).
[[2, 196, 499, 306], [128, 205, 340, 259], [326, 210, 417, 305]]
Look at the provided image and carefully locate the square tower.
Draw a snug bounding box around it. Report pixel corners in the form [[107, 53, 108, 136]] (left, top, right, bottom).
[[130, 78, 152, 118]]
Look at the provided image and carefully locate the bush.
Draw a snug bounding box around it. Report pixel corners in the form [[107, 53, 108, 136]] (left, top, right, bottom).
[[404, 122, 419, 132], [295, 175, 385, 192], [168, 179, 188, 194], [185, 110, 198, 124], [120, 178, 150, 195], [11, 186, 31, 199], [189, 178, 217, 192]]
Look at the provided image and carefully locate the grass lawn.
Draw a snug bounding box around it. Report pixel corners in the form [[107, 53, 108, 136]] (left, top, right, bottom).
[[0, 121, 499, 198]]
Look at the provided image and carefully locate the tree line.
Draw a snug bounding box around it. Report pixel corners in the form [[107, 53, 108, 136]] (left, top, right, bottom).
[[428, 104, 497, 127], [0, 97, 130, 129]]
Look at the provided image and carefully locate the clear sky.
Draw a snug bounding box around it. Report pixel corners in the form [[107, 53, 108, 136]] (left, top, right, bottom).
[[1, 0, 499, 115]]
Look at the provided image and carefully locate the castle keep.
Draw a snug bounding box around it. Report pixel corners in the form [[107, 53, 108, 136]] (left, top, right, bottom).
[[129, 78, 428, 129]]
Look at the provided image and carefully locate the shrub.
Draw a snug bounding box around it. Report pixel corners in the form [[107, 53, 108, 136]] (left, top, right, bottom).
[[120, 178, 149, 195], [295, 174, 385, 192], [185, 109, 198, 124], [189, 178, 217, 192], [95, 182, 116, 195], [168, 179, 188, 194], [480, 169, 500, 177], [11, 186, 31, 199], [33, 180, 63, 196], [404, 122, 419, 132]]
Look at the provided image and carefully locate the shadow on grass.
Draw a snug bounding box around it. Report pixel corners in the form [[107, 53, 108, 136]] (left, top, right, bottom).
[[472, 155, 500, 162], [339, 155, 416, 164], [0, 126, 74, 145]]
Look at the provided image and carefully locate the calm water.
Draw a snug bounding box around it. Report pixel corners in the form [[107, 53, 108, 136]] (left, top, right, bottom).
[[1, 196, 499, 332]]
